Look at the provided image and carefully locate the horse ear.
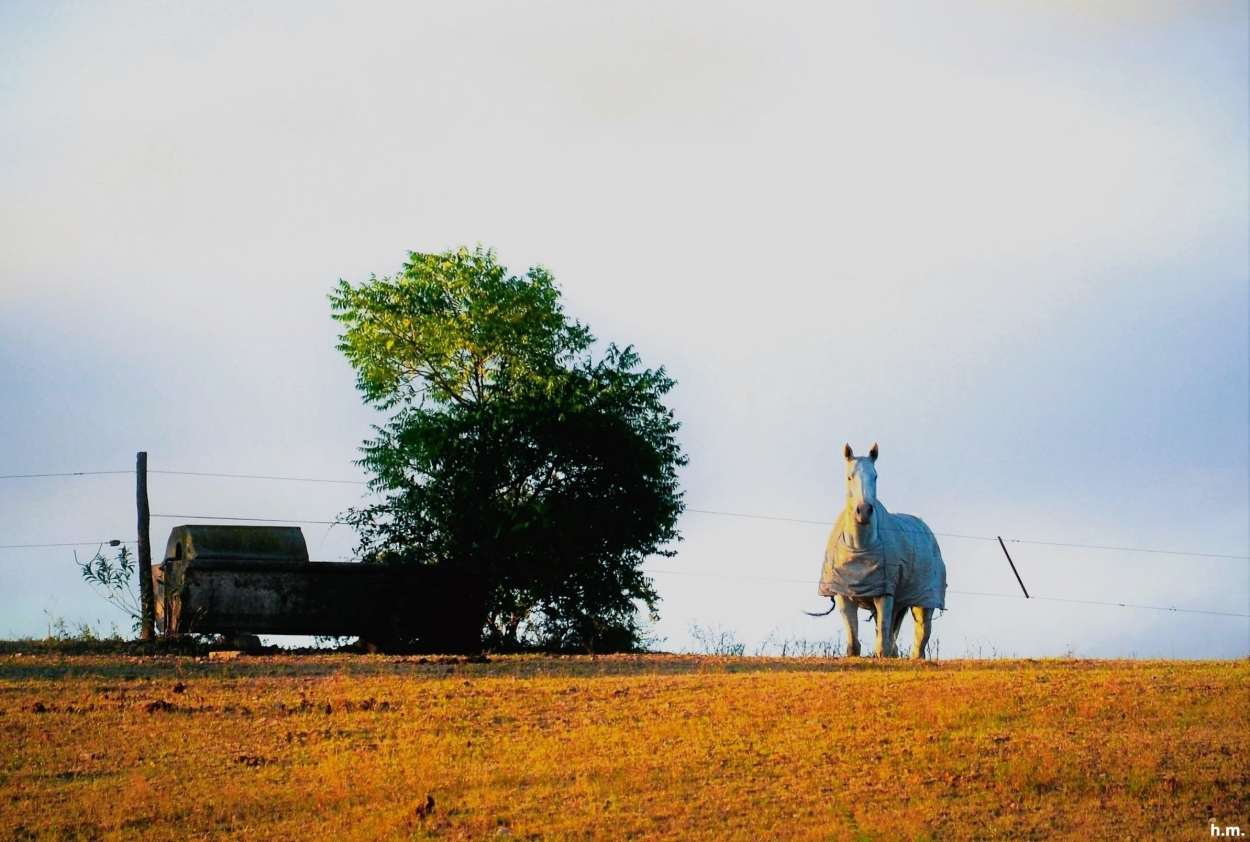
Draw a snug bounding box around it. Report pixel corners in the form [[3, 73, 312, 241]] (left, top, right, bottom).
[[869, 442, 879, 462], [843, 443, 854, 461]]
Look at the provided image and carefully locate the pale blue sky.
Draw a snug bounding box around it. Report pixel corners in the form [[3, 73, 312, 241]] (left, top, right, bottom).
[[1, 1, 1246, 655]]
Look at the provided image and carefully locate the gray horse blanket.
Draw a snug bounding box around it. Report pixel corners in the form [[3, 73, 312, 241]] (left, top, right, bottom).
[[819, 504, 947, 609]]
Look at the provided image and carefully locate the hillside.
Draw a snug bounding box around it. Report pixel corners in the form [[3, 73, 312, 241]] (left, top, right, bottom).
[[1, 654, 1245, 840]]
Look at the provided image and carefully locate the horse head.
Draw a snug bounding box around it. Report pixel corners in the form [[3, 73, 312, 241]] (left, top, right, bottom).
[[843, 442, 879, 525]]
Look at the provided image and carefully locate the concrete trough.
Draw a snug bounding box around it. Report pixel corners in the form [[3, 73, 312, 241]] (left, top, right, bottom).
[[153, 524, 485, 652]]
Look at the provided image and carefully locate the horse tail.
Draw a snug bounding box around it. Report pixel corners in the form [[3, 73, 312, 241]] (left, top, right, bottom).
[[804, 598, 837, 617]]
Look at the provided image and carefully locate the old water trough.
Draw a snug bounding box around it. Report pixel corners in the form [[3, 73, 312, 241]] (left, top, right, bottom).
[[153, 524, 485, 652]]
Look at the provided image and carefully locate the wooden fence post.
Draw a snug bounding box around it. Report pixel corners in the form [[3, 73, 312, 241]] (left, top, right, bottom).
[[137, 452, 156, 639]]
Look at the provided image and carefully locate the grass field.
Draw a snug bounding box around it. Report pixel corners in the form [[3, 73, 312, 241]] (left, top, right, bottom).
[[0, 652, 1245, 840]]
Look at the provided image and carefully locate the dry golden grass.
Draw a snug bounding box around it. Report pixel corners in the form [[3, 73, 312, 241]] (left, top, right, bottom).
[[0, 653, 1245, 840]]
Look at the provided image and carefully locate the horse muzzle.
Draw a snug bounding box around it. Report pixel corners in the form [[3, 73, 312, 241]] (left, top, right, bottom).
[[854, 501, 874, 524]]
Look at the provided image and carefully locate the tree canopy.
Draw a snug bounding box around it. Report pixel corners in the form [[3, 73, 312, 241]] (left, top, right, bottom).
[[330, 247, 685, 652], [331, 247, 592, 409]]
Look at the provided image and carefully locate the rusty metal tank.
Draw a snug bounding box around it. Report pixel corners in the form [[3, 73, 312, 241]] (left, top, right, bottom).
[[153, 524, 485, 653]]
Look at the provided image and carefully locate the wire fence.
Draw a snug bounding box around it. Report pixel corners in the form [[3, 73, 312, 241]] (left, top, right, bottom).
[[640, 568, 1250, 619], [4, 466, 1247, 559], [0, 540, 136, 550], [2, 464, 1248, 623], [685, 508, 1250, 560]]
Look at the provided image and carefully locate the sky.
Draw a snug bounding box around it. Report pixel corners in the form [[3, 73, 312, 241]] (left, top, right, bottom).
[[1, 0, 1246, 657]]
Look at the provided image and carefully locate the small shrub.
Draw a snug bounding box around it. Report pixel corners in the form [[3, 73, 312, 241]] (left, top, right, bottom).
[[77, 544, 141, 634], [688, 622, 745, 656]]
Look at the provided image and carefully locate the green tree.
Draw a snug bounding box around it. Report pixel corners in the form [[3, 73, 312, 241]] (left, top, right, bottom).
[[330, 247, 685, 652]]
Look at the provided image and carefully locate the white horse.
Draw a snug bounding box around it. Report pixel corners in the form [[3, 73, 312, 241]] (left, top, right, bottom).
[[814, 443, 947, 658]]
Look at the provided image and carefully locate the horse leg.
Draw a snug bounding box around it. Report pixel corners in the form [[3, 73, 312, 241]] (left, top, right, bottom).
[[911, 606, 932, 660], [872, 594, 894, 657], [890, 605, 908, 655], [836, 595, 860, 657]]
